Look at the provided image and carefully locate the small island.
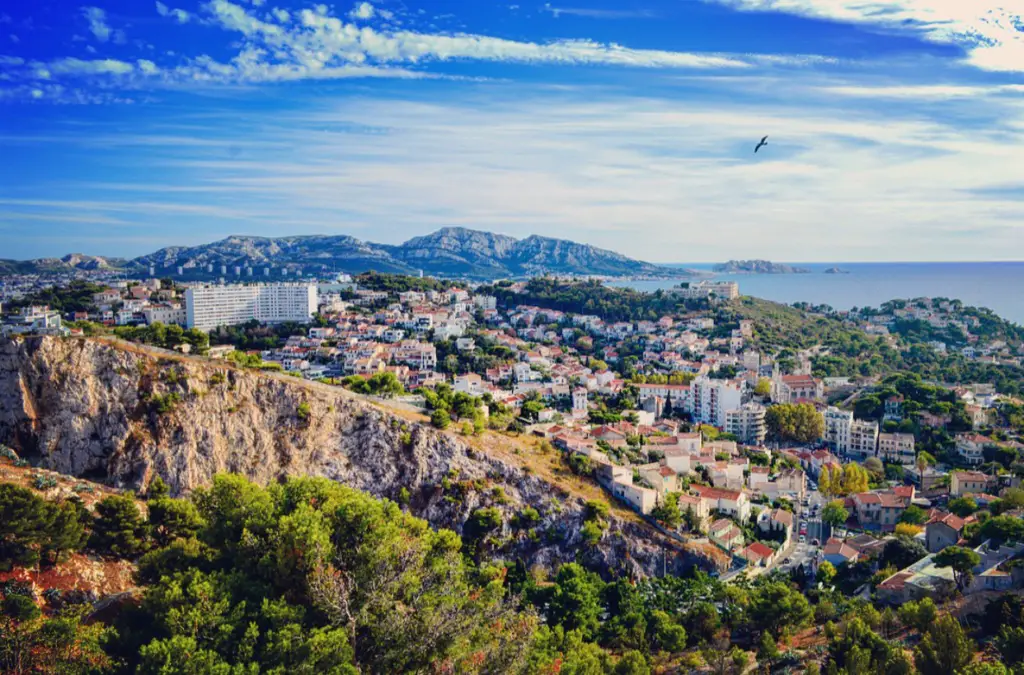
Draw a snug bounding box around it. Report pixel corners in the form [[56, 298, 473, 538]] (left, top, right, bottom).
[[824, 267, 850, 274], [713, 259, 811, 274]]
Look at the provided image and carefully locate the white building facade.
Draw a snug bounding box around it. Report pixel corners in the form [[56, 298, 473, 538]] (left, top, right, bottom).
[[185, 283, 318, 331]]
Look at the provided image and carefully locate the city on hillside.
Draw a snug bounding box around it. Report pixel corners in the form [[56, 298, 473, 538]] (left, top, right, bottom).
[[4, 270, 1024, 597]]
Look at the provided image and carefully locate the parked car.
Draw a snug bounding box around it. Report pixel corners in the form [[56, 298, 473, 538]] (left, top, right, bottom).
[[799, 534, 806, 543]]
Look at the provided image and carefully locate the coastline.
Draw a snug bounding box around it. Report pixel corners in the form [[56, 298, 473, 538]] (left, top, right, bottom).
[[610, 261, 1024, 325]]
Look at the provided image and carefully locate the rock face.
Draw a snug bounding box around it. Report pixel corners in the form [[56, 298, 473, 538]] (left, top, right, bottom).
[[0, 336, 706, 578]]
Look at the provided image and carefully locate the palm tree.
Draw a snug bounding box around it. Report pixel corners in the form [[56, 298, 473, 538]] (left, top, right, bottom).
[[916, 451, 936, 484]]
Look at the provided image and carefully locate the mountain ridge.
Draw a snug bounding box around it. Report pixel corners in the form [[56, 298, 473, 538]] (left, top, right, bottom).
[[3, 227, 702, 280]]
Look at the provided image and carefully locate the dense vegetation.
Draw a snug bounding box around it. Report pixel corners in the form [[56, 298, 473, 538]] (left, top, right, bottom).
[[209, 319, 315, 351], [2, 474, 1022, 674], [485, 278, 702, 323], [3, 280, 109, 314], [354, 271, 466, 293]]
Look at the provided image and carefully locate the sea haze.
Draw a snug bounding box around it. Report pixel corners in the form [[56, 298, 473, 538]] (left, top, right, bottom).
[[610, 262, 1024, 325]]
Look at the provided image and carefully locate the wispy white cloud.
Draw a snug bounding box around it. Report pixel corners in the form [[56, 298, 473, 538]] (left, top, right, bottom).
[[47, 57, 136, 76], [23, 85, 1024, 261], [543, 3, 658, 19], [197, 0, 750, 72], [81, 6, 125, 44], [703, 0, 1024, 72], [825, 83, 1024, 99], [82, 6, 110, 41], [155, 1, 191, 24], [1, 0, 856, 99]]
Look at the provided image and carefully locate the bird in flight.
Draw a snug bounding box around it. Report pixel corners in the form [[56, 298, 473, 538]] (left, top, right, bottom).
[[754, 136, 769, 153]]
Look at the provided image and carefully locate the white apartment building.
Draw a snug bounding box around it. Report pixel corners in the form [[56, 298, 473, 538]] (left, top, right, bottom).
[[144, 305, 187, 326], [690, 376, 743, 427], [1, 306, 68, 337], [724, 402, 767, 445], [671, 280, 740, 301], [823, 406, 879, 458], [823, 407, 853, 454], [185, 283, 317, 331], [849, 419, 880, 459], [878, 432, 916, 465]]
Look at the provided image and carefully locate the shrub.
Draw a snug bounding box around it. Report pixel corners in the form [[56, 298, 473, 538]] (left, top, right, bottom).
[[89, 495, 148, 558], [150, 392, 182, 415], [297, 402, 312, 422], [31, 474, 58, 491], [431, 409, 451, 430], [582, 520, 605, 545]]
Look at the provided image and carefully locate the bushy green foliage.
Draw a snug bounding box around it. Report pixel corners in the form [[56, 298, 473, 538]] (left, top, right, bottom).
[[210, 320, 308, 351], [89, 495, 148, 558], [0, 602, 113, 674], [486, 278, 691, 323], [225, 350, 284, 371], [6, 279, 107, 313], [113, 322, 209, 353], [0, 484, 90, 570], [149, 392, 182, 414], [765, 403, 825, 444]]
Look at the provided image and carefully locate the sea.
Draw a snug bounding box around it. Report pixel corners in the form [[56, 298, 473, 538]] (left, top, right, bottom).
[[607, 262, 1024, 326]]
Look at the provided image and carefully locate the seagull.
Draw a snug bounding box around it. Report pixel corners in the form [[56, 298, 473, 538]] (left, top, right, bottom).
[[754, 135, 769, 153]]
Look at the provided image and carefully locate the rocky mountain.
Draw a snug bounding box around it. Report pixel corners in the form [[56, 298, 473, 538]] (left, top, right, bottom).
[[0, 335, 711, 578], [713, 259, 811, 274], [123, 227, 694, 280], [0, 253, 125, 276], [824, 267, 850, 274]]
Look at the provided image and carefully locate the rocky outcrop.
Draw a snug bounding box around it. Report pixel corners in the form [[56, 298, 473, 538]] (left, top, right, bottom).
[[0, 336, 707, 578], [714, 260, 811, 274]]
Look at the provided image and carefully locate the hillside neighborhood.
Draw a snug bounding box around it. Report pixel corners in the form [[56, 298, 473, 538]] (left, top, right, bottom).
[[4, 271, 1024, 594]]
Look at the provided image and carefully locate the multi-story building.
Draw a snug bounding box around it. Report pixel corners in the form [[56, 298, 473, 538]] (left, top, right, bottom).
[[950, 470, 995, 497], [926, 513, 967, 553], [823, 407, 853, 453], [724, 402, 767, 445], [690, 485, 751, 521], [670, 280, 740, 301], [1, 305, 69, 337], [185, 283, 317, 331], [878, 432, 916, 465], [849, 419, 880, 459], [144, 305, 187, 326], [690, 376, 743, 427], [955, 434, 988, 466], [773, 374, 824, 403], [391, 341, 437, 370]]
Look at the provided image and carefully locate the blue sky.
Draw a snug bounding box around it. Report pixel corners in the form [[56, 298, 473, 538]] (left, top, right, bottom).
[[1, 0, 1023, 263]]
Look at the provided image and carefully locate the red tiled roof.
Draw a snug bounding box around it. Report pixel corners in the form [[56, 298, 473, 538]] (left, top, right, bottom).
[[771, 509, 794, 526], [692, 485, 743, 502], [823, 538, 859, 560], [746, 542, 775, 559], [877, 571, 913, 591], [928, 512, 966, 531]]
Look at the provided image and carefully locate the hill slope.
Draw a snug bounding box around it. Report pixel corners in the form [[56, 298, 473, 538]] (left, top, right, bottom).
[[0, 335, 710, 578]]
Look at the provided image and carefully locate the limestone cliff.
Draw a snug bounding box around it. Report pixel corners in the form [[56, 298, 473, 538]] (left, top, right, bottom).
[[0, 336, 708, 578]]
